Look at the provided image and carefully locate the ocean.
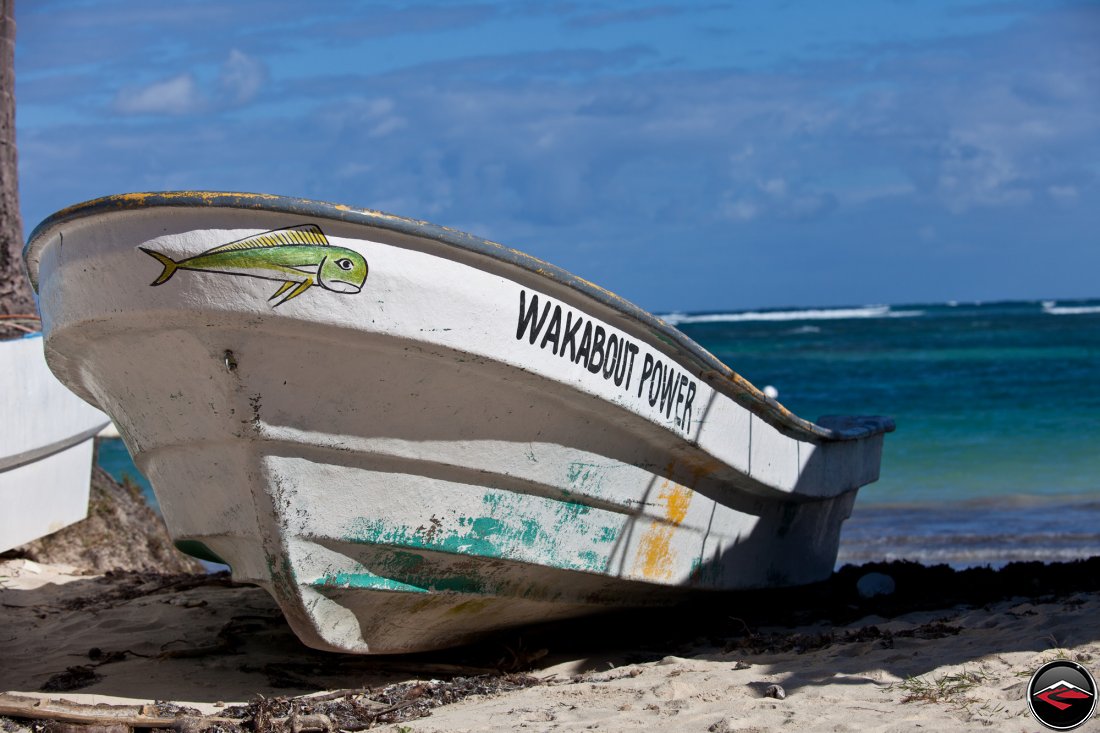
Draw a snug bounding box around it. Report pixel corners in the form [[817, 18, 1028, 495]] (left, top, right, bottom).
[[97, 298, 1100, 569]]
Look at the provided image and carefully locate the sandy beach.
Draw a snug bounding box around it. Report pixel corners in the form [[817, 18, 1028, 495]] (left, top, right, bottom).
[[3, 556, 1098, 731]]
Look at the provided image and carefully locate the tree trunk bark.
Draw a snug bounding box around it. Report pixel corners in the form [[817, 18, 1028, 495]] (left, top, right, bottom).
[[0, 0, 36, 322]]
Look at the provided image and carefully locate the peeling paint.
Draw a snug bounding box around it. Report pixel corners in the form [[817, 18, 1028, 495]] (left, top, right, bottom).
[[566, 461, 606, 494], [311, 549, 494, 595], [343, 489, 617, 573], [314, 571, 428, 594]]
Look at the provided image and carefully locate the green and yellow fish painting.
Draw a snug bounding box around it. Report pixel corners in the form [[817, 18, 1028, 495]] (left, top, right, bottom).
[[140, 224, 368, 307]]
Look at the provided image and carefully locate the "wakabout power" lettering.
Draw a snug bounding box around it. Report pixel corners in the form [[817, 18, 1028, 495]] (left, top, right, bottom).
[[515, 289, 697, 433]]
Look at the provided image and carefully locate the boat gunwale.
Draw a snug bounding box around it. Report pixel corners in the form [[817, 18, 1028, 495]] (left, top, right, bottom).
[[23, 191, 895, 444]]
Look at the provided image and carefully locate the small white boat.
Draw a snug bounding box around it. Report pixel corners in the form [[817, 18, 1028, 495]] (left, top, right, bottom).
[[25, 192, 893, 653], [0, 333, 109, 552]]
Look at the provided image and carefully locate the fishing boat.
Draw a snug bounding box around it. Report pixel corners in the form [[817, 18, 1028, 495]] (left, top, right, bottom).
[[25, 192, 894, 653], [0, 333, 108, 552]]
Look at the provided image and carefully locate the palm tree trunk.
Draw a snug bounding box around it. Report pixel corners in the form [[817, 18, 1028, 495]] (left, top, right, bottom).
[[0, 0, 36, 322]]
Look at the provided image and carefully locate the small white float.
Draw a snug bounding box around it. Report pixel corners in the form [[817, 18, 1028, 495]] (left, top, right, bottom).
[[25, 192, 893, 653]]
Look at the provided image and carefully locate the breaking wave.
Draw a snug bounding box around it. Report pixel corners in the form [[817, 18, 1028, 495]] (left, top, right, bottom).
[[1042, 301, 1100, 315], [661, 305, 924, 325]]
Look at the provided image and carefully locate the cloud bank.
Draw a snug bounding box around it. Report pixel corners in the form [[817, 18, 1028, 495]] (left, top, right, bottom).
[[15, 1, 1100, 310]]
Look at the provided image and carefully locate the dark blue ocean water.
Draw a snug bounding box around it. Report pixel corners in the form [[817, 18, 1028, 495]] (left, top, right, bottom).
[[98, 298, 1100, 568]]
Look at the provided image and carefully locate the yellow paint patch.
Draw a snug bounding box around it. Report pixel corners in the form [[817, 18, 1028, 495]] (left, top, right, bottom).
[[663, 483, 692, 524], [632, 480, 694, 582]]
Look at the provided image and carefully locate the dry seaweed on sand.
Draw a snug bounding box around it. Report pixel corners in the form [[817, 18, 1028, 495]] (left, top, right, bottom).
[[0, 674, 542, 732], [0, 314, 41, 339]]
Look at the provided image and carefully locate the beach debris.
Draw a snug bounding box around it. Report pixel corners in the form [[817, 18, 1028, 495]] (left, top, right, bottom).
[[0, 313, 41, 339], [764, 683, 787, 700], [0, 674, 544, 732], [890, 668, 987, 705], [39, 666, 102, 693], [857, 571, 896, 598], [708, 719, 733, 732]]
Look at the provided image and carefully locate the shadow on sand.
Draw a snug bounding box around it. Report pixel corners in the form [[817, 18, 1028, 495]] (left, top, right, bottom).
[[2, 557, 1099, 704]]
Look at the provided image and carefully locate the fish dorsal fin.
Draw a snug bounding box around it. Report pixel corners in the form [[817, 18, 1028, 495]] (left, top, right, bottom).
[[202, 225, 329, 255]]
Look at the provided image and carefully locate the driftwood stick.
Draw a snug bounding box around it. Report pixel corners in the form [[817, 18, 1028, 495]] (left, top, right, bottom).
[[0, 693, 220, 727], [0, 693, 342, 732], [294, 688, 378, 704]]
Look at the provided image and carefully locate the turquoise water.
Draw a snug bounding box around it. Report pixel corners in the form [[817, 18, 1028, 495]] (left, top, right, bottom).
[[96, 438, 158, 511], [668, 299, 1100, 504], [668, 298, 1100, 566], [97, 298, 1100, 567]]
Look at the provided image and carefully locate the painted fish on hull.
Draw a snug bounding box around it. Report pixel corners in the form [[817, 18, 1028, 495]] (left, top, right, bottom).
[[140, 224, 368, 306]]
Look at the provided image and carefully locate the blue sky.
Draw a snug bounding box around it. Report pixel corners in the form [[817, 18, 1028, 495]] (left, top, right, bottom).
[[14, 1, 1100, 312]]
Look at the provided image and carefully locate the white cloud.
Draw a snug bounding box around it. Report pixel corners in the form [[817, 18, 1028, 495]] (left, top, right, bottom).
[[219, 49, 266, 105], [1048, 185, 1078, 203], [113, 73, 203, 115], [721, 198, 759, 221], [112, 51, 266, 116], [729, 145, 755, 164], [758, 178, 787, 196], [336, 97, 407, 139], [936, 135, 1033, 212], [838, 182, 917, 206]]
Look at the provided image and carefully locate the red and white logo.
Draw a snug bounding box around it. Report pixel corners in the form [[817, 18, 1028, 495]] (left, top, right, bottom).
[[1028, 661, 1097, 730], [1034, 679, 1093, 711]]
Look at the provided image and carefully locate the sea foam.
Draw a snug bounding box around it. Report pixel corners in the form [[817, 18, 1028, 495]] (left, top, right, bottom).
[[1042, 301, 1100, 315], [661, 305, 924, 325]]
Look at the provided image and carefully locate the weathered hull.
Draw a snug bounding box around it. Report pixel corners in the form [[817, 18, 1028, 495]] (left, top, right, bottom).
[[0, 334, 109, 552], [25, 192, 893, 653]]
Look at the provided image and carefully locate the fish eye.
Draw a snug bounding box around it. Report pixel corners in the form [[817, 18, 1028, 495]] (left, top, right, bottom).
[[336, 258, 354, 271]]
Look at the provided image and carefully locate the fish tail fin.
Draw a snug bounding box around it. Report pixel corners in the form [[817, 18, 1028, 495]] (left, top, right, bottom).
[[140, 247, 179, 286]]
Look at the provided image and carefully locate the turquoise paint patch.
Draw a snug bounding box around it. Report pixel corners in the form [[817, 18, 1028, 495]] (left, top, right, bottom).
[[565, 461, 632, 502], [312, 548, 491, 596], [597, 526, 618, 543], [344, 489, 621, 573], [470, 516, 505, 539], [688, 553, 723, 587], [314, 571, 428, 593], [386, 550, 426, 572], [519, 518, 540, 546], [578, 550, 600, 567], [312, 570, 489, 595], [346, 516, 511, 561], [567, 462, 606, 494]]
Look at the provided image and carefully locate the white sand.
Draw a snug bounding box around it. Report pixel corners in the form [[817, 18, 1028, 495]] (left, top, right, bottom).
[[2, 558, 1097, 732]]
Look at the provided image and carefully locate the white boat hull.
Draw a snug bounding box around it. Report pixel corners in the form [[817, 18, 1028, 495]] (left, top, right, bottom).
[[0, 335, 109, 552], [26, 193, 893, 653]]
